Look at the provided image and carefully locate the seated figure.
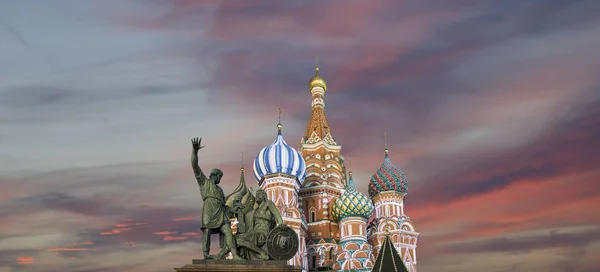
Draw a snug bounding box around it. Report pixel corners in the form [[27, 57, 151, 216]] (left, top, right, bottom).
[[233, 189, 285, 260]]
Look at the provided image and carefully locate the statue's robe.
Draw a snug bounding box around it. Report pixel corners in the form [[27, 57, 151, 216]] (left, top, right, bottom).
[[198, 177, 229, 230]]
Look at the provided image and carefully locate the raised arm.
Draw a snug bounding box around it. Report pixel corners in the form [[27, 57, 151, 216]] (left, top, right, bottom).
[[191, 137, 207, 185]]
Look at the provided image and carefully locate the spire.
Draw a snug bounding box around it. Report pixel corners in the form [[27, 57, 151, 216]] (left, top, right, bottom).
[[304, 63, 333, 142], [241, 152, 245, 172], [384, 132, 389, 157], [348, 158, 353, 177], [277, 107, 283, 134], [373, 233, 409, 272], [240, 151, 246, 188], [346, 158, 355, 190]]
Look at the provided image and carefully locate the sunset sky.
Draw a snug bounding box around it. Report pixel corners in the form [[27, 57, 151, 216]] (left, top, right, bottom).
[[1, 1, 599, 271]]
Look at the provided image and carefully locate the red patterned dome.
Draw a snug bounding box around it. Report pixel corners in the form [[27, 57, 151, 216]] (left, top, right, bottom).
[[368, 149, 408, 198]]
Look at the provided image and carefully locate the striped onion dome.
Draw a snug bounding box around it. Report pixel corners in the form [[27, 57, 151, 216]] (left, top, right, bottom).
[[253, 123, 306, 183], [331, 172, 374, 222], [368, 149, 408, 198]]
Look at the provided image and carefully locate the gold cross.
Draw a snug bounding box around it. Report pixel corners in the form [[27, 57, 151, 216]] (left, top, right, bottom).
[[384, 131, 387, 149], [277, 107, 281, 124]]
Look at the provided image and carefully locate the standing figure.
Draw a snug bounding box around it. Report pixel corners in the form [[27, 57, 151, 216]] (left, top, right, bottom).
[[235, 189, 286, 260], [190, 137, 241, 260]]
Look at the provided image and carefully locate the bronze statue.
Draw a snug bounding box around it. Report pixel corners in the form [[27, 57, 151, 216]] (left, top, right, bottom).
[[190, 137, 242, 260], [190, 137, 298, 262]]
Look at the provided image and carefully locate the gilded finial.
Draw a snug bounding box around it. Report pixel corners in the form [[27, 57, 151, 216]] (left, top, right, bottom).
[[309, 57, 326, 91], [277, 107, 283, 130], [348, 158, 353, 177], [241, 152, 244, 172], [384, 132, 389, 155]]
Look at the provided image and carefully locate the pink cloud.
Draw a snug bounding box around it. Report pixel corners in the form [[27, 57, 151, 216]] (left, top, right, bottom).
[[16, 256, 33, 265], [163, 236, 189, 241], [153, 231, 177, 236]]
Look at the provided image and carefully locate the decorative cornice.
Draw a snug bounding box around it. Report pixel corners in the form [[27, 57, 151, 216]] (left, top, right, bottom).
[[259, 173, 301, 190], [299, 184, 343, 196], [300, 139, 342, 152]]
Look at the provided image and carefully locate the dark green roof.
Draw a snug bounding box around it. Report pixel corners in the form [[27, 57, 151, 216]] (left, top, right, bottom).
[[372, 235, 409, 272]]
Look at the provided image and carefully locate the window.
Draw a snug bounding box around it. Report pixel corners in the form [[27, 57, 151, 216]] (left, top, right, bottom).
[[329, 248, 335, 260], [311, 211, 316, 222], [312, 255, 317, 268]]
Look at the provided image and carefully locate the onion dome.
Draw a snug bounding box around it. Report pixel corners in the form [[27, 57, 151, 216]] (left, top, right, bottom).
[[225, 162, 255, 212], [331, 171, 374, 222], [253, 123, 306, 182], [309, 67, 327, 91], [368, 148, 408, 198]]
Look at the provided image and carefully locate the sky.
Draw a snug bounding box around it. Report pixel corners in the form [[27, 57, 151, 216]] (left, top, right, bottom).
[[0, 0, 599, 271]]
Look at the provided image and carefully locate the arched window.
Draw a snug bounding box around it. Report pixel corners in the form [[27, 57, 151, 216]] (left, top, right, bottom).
[[329, 248, 335, 260], [309, 206, 317, 223]]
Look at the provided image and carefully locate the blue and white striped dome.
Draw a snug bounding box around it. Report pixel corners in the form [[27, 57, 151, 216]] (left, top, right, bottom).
[[253, 125, 306, 183]]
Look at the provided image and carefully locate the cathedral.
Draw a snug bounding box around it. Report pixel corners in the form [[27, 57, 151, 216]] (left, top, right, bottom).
[[226, 67, 419, 272]]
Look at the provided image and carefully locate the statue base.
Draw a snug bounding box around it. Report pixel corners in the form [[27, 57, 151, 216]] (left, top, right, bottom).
[[174, 259, 302, 272]]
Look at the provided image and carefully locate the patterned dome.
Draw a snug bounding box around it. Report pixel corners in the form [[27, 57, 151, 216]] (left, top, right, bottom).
[[331, 172, 374, 222], [253, 124, 306, 183], [368, 149, 408, 198]]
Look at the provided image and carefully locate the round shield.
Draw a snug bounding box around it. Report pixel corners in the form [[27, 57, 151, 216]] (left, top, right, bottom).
[[266, 225, 298, 260]]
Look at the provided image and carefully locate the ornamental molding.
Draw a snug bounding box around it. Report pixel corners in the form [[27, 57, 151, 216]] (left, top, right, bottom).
[[339, 217, 368, 225], [306, 131, 322, 144], [260, 173, 301, 190], [300, 139, 342, 152], [299, 184, 342, 196], [310, 87, 325, 96], [312, 98, 324, 108], [374, 201, 404, 209], [322, 132, 337, 145]]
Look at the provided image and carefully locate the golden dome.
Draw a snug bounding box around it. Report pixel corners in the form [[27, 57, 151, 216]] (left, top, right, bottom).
[[309, 67, 327, 91]]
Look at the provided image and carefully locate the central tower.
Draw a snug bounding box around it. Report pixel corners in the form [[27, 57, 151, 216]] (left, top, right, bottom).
[[299, 66, 347, 271]]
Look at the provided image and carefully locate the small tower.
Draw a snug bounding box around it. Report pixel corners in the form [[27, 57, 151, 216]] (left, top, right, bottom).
[[367, 142, 419, 272], [253, 113, 308, 269], [331, 168, 375, 271]]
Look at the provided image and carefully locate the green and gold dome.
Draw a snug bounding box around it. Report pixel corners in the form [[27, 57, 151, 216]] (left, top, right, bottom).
[[331, 171, 374, 222]]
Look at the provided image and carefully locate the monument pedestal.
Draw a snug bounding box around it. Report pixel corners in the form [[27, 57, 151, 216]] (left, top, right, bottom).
[[174, 259, 302, 272]]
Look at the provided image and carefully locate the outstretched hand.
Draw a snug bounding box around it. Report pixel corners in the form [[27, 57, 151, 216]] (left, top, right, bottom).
[[191, 137, 205, 151]]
